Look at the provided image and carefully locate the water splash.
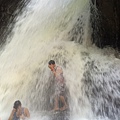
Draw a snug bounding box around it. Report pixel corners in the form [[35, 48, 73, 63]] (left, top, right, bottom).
[[0, 0, 120, 120]]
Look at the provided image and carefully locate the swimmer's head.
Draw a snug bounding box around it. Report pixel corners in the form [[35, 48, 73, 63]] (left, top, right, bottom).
[[13, 100, 21, 110], [48, 60, 56, 71]]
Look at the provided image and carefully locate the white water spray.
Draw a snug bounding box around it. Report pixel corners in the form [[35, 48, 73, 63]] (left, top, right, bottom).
[[0, 0, 120, 120]]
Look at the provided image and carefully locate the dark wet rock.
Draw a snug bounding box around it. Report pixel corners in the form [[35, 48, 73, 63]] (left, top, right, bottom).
[[91, 0, 120, 50], [0, 0, 30, 47]]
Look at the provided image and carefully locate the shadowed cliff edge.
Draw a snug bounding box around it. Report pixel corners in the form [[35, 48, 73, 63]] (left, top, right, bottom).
[[0, 0, 30, 47]]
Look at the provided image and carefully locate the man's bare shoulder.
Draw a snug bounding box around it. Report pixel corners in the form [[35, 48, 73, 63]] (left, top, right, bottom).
[[24, 107, 30, 117]]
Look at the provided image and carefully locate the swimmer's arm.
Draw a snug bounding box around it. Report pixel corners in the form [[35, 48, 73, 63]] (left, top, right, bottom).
[[8, 109, 16, 120], [52, 69, 56, 76], [25, 108, 30, 118]]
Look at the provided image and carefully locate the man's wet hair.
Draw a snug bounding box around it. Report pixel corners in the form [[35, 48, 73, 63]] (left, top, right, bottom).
[[48, 60, 55, 65], [13, 100, 21, 109]]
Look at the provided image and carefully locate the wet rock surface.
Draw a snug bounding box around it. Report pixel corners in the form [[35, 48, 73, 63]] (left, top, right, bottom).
[[0, 0, 29, 47], [82, 59, 120, 120], [91, 0, 120, 50]]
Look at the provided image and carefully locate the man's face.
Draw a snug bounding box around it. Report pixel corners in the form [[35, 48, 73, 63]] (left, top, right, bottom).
[[16, 105, 22, 112], [48, 64, 55, 71], [18, 105, 22, 110]]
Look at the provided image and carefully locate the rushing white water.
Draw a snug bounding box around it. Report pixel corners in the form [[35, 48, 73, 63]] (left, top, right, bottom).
[[0, 0, 120, 120]]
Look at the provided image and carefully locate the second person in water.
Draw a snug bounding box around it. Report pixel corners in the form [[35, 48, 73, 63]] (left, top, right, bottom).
[[8, 100, 30, 120]]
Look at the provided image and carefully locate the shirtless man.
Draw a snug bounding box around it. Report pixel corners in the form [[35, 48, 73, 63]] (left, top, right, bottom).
[[48, 60, 68, 111], [8, 100, 30, 120]]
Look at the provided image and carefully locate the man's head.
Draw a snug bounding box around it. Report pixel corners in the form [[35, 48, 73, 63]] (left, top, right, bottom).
[[13, 100, 22, 110], [48, 60, 56, 71]]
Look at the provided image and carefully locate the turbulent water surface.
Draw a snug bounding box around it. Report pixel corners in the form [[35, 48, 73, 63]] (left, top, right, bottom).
[[0, 0, 120, 120]]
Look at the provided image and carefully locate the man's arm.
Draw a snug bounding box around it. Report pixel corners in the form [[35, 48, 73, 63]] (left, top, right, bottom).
[[8, 109, 16, 120], [25, 108, 30, 118], [52, 69, 56, 76]]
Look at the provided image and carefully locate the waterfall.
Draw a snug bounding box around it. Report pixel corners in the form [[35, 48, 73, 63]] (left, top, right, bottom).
[[0, 0, 120, 120]]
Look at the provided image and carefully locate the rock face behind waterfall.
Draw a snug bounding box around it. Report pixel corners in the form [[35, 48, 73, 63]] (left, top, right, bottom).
[[91, 0, 120, 50], [0, 0, 30, 47]]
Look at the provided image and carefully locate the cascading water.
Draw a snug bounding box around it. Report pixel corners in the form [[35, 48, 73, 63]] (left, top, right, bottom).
[[0, 0, 120, 120]]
